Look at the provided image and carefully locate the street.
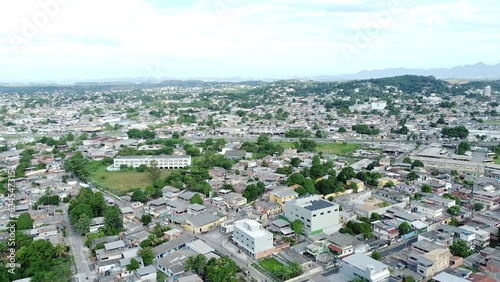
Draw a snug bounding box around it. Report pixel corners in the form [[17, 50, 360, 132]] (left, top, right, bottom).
[[196, 229, 272, 282], [380, 237, 418, 257], [63, 204, 97, 282]]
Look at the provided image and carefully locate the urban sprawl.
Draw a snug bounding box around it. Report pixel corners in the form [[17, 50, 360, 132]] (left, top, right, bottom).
[[1, 76, 500, 282]]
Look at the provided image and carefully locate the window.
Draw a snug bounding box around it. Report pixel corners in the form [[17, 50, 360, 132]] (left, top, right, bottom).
[[307, 219, 310, 222], [313, 214, 317, 217], [327, 211, 331, 213], [320, 212, 324, 215]]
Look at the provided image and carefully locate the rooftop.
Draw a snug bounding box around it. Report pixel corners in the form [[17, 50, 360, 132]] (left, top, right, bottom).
[[342, 253, 388, 273]]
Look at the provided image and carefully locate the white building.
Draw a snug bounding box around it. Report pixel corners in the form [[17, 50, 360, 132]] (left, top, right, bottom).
[[284, 195, 341, 234], [232, 219, 274, 259], [483, 85, 492, 96], [340, 253, 390, 282], [371, 102, 387, 111], [112, 155, 191, 169]]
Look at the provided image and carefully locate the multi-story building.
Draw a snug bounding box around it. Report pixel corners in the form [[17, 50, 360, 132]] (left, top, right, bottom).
[[407, 248, 452, 278], [112, 155, 191, 169], [340, 253, 390, 282], [460, 225, 490, 250], [232, 219, 274, 259], [284, 195, 340, 234]]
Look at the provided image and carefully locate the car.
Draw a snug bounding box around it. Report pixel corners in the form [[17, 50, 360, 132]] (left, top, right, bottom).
[[396, 263, 406, 270]]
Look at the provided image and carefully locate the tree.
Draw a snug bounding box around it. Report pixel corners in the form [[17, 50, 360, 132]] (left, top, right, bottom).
[[403, 276, 415, 282], [131, 190, 148, 203], [370, 212, 382, 222], [16, 212, 33, 230], [474, 203, 484, 211], [411, 160, 424, 169], [449, 218, 460, 227], [127, 258, 140, 271], [141, 214, 152, 226], [371, 251, 382, 261], [75, 213, 91, 235], [205, 256, 239, 282], [291, 219, 304, 240], [295, 187, 307, 196], [303, 178, 317, 194], [338, 127, 346, 133], [384, 181, 395, 188], [456, 142, 471, 155], [421, 184, 432, 193], [407, 171, 419, 181], [138, 247, 155, 265], [447, 206, 461, 215], [290, 157, 301, 167], [185, 254, 207, 276], [398, 222, 412, 236], [337, 167, 356, 183], [190, 193, 204, 205], [449, 240, 473, 258], [147, 164, 161, 181], [287, 173, 305, 186], [403, 157, 412, 164], [103, 205, 123, 235]]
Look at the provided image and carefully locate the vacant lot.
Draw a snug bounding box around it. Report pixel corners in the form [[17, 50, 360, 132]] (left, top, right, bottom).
[[484, 120, 500, 124], [89, 167, 173, 195], [259, 257, 284, 273]]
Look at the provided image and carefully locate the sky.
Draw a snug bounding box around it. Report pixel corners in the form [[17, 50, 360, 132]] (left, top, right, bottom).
[[0, 0, 499, 83]]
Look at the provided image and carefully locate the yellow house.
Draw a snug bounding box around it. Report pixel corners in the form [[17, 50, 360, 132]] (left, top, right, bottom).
[[346, 179, 365, 191], [182, 212, 226, 234], [377, 177, 400, 188], [269, 189, 299, 207]]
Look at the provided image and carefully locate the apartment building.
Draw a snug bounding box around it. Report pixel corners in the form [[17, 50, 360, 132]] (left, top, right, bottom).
[[112, 155, 191, 169], [407, 248, 452, 278], [284, 195, 340, 234], [232, 219, 274, 259]]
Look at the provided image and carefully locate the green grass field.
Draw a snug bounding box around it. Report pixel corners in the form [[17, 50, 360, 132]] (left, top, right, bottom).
[[484, 120, 500, 124], [88, 167, 174, 195], [273, 141, 360, 156], [259, 258, 284, 272]]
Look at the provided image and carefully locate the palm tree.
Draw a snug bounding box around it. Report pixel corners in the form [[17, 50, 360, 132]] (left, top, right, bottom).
[[289, 262, 303, 276], [185, 255, 207, 276], [55, 244, 67, 258]]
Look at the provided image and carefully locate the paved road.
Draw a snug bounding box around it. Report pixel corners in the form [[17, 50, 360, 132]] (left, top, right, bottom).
[[63, 204, 97, 282], [196, 229, 272, 282], [380, 237, 418, 257]]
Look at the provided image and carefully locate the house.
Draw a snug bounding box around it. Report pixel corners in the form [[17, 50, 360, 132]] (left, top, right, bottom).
[[90, 217, 104, 233], [327, 233, 369, 259], [346, 179, 365, 191], [157, 249, 197, 276], [186, 240, 214, 255], [269, 189, 298, 207], [182, 212, 225, 234], [284, 195, 341, 234], [268, 219, 294, 237], [152, 233, 195, 259], [232, 219, 275, 259], [432, 272, 468, 282], [135, 265, 157, 281], [255, 201, 282, 219], [339, 253, 390, 282]]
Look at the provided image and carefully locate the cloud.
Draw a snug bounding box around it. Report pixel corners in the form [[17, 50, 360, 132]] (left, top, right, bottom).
[[0, 0, 498, 82]]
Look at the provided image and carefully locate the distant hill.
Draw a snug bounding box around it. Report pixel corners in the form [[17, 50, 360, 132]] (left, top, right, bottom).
[[314, 62, 500, 81]]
